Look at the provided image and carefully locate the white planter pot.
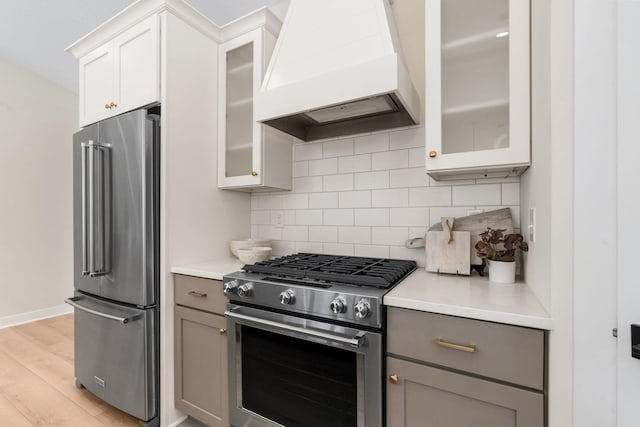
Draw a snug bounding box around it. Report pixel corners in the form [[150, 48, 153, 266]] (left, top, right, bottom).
[[488, 260, 516, 284]]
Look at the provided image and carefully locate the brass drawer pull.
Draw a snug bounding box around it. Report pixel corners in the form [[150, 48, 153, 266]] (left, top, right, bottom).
[[219, 328, 227, 335], [187, 290, 208, 298], [389, 374, 399, 384], [434, 338, 476, 353]]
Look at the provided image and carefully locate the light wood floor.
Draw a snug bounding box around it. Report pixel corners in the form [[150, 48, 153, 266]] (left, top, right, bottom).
[[0, 314, 144, 426]]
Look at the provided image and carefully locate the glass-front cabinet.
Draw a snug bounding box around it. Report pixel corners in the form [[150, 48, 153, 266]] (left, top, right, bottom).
[[217, 25, 293, 191], [425, 0, 530, 180]]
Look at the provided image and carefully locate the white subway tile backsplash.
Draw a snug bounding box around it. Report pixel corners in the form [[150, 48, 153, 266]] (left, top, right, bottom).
[[323, 138, 354, 158], [354, 208, 389, 226], [257, 225, 283, 240], [324, 174, 355, 191], [339, 191, 371, 208], [502, 183, 520, 205], [355, 133, 389, 154], [293, 161, 309, 177], [295, 241, 324, 253], [372, 150, 409, 171], [309, 158, 338, 176], [452, 184, 501, 206], [372, 227, 409, 246], [282, 193, 309, 210], [282, 226, 309, 241], [323, 243, 354, 256], [324, 209, 354, 226], [309, 226, 338, 242], [409, 186, 452, 207], [390, 126, 425, 150], [354, 245, 390, 258], [390, 168, 430, 188], [309, 192, 338, 209], [389, 207, 430, 227], [294, 176, 323, 193], [294, 142, 322, 160], [250, 126, 519, 259], [339, 154, 371, 173], [390, 246, 425, 267], [355, 171, 389, 190], [295, 209, 323, 225], [271, 240, 295, 257], [284, 210, 296, 225], [409, 147, 426, 168], [372, 189, 409, 207], [252, 210, 270, 225], [429, 207, 473, 226], [338, 226, 371, 244]]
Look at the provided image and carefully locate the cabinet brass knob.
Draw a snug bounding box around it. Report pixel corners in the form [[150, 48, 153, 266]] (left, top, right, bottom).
[[219, 328, 227, 335], [389, 374, 399, 384], [105, 103, 111, 109], [428, 150, 437, 158], [251, 171, 258, 177], [110, 101, 118, 108]]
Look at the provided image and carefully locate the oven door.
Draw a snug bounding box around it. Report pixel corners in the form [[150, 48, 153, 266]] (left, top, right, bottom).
[[226, 304, 383, 427]]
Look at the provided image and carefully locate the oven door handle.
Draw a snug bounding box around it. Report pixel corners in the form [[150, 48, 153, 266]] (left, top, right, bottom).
[[225, 310, 365, 348]]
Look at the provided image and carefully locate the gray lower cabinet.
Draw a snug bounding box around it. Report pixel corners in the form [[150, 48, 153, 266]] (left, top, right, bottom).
[[386, 307, 545, 427], [174, 275, 228, 427]]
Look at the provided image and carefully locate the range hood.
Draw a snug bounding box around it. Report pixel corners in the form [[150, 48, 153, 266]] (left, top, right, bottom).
[[254, 0, 420, 142]]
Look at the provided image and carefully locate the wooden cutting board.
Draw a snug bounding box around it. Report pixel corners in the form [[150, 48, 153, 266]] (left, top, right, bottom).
[[426, 218, 471, 275], [428, 208, 514, 265]]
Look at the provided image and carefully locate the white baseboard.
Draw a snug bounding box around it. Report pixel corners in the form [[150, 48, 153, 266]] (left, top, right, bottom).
[[163, 415, 188, 427], [0, 304, 73, 329]]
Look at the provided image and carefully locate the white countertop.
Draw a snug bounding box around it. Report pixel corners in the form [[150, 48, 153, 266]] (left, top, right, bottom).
[[384, 269, 553, 330], [170, 258, 244, 281]]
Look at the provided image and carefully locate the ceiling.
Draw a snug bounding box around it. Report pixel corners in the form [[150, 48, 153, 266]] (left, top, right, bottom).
[[0, 0, 283, 93]]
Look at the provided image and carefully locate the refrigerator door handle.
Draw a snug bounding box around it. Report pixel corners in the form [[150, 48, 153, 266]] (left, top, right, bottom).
[[64, 297, 142, 324], [81, 142, 90, 276], [82, 141, 112, 278]]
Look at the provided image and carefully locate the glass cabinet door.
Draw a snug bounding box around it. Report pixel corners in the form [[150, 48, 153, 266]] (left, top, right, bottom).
[[440, 0, 510, 155], [425, 0, 530, 180], [224, 42, 254, 178]]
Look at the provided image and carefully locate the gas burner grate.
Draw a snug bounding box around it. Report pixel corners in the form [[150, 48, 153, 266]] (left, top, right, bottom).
[[243, 253, 417, 289]]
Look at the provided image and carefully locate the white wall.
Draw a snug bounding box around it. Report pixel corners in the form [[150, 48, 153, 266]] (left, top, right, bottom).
[[0, 56, 77, 327], [573, 0, 618, 425], [511, 0, 575, 425], [250, 125, 520, 264]]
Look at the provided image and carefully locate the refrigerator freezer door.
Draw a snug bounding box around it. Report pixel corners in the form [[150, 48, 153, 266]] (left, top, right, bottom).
[[73, 109, 159, 307], [72, 293, 157, 421]]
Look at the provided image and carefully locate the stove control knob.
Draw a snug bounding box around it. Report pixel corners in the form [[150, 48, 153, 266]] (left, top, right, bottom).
[[279, 290, 296, 305], [330, 297, 347, 314], [354, 299, 371, 319], [237, 283, 254, 298], [223, 280, 239, 296]]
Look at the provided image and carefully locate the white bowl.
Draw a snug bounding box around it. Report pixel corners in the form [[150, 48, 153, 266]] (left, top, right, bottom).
[[229, 238, 271, 257], [237, 246, 272, 264]]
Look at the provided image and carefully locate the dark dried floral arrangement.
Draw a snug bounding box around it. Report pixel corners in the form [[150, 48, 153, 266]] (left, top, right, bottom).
[[475, 227, 529, 263]]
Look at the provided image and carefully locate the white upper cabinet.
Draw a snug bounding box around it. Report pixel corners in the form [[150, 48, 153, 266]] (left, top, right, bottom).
[[78, 15, 160, 127], [425, 0, 530, 180], [217, 22, 293, 192]]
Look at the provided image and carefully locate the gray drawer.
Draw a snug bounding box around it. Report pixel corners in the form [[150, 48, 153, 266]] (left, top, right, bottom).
[[387, 307, 544, 390], [174, 275, 226, 315]]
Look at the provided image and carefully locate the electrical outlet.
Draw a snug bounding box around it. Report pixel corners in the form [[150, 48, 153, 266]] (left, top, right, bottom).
[[272, 210, 284, 228], [528, 208, 536, 243]]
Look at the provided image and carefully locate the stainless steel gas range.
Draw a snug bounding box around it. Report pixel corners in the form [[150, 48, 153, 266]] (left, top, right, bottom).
[[223, 253, 417, 427]]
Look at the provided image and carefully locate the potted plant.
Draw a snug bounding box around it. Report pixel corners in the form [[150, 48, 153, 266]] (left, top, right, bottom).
[[475, 228, 529, 284]]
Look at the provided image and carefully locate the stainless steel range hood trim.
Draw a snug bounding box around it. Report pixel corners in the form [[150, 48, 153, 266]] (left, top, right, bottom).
[[255, 53, 420, 141]]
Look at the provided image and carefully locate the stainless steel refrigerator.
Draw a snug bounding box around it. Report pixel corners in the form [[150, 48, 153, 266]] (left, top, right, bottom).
[[65, 107, 160, 426]]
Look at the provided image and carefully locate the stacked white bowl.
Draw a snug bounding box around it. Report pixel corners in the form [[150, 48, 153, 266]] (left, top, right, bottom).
[[229, 238, 272, 263]]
